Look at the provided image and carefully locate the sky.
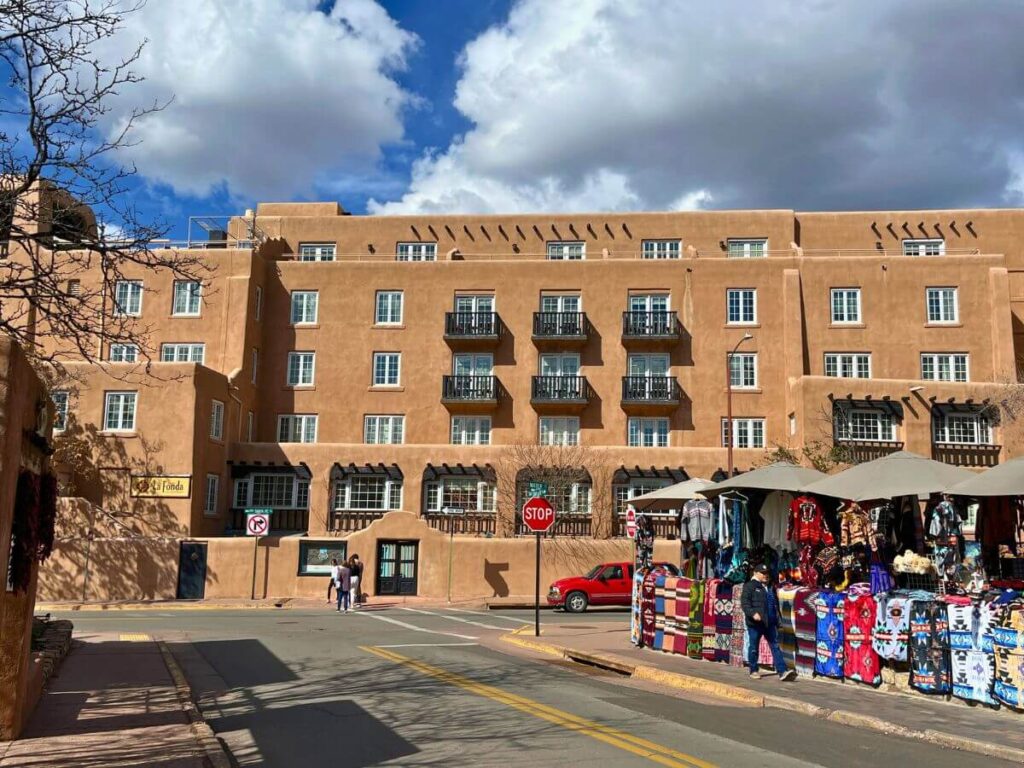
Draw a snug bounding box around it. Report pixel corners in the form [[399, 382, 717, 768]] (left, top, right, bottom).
[[14, 0, 1024, 239]]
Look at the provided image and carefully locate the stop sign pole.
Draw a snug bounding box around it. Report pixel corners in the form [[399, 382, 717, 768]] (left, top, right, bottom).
[[522, 496, 556, 637]]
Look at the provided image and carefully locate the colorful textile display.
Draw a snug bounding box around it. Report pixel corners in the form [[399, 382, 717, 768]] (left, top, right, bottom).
[[815, 591, 845, 678], [653, 575, 668, 651], [843, 590, 881, 685], [993, 600, 1024, 708], [793, 588, 819, 676], [640, 572, 658, 649], [872, 593, 912, 661], [664, 577, 694, 655], [630, 569, 643, 646], [682, 499, 715, 542], [687, 579, 706, 659], [788, 495, 834, 546], [909, 599, 952, 694], [777, 585, 800, 669], [710, 579, 734, 663], [701, 578, 719, 660], [729, 582, 747, 667], [948, 600, 998, 706]]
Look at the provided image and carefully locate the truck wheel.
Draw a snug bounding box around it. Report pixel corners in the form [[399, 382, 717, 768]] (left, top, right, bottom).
[[565, 591, 588, 613]]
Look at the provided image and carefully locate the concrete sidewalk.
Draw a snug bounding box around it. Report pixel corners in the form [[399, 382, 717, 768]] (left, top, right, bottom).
[[0, 634, 224, 767], [499, 622, 1024, 763]]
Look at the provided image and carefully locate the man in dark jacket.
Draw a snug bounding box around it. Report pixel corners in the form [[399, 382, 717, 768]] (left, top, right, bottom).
[[740, 564, 796, 681]]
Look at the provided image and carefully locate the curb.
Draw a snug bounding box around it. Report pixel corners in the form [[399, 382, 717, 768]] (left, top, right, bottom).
[[157, 641, 233, 768], [499, 633, 1024, 763], [38, 601, 290, 612]]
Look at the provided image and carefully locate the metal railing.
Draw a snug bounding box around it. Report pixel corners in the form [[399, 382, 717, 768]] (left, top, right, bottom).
[[425, 512, 496, 536], [533, 311, 587, 337], [330, 509, 387, 532], [516, 513, 592, 537], [531, 375, 589, 402], [442, 375, 497, 401], [622, 311, 679, 337], [621, 375, 680, 402], [445, 311, 501, 337]]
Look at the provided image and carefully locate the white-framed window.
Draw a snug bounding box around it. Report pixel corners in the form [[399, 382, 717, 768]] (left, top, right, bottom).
[[277, 414, 318, 443], [172, 280, 201, 316], [375, 291, 403, 324], [103, 391, 137, 432], [234, 474, 309, 509], [642, 239, 681, 259], [210, 400, 224, 440], [51, 391, 69, 432], [830, 288, 862, 324], [451, 416, 491, 445], [721, 417, 766, 448], [247, 410, 255, 442], [113, 280, 143, 316], [834, 410, 896, 442], [614, 479, 671, 516], [728, 352, 758, 389], [933, 412, 992, 446], [287, 351, 315, 387], [204, 474, 220, 516], [926, 287, 959, 324], [904, 239, 945, 256], [396, 242, 436, 262], [251, 348, 259, 384], [109, 343, 138, 363], [539, 416, 579, 446], [540, 294, 581, 313], [539, 353, 580, 377], [546, 241, 585, 260], [453, 352, 493, 376], [254, 285, 263, 321], [333, 475, 402, 511], [727, 239, 768, 258], [160, 343, 205, 363], [372, 352, 401, 386], [824, 353, 872, 379], [424, 477, 496, 513], [628, 417, 670, 447], [921, 353, 969, 383], [726, 288, 757, 324], [629, 293, 670, 314], [290, 291, 319, 325], [522, 480, 592, 516], [364, 415, 405, 444], [298, 243, 335, 262]]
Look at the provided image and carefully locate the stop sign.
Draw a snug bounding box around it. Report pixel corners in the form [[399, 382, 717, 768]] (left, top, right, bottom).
[[522, 496, 556, 533], [625, 505, 637, 539]]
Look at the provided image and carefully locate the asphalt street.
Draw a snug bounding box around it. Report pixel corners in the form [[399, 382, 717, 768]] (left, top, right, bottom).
[[55, 606, 1011, 768]]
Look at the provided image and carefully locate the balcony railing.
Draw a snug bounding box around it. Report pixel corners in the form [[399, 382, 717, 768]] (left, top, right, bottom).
[[531, 375, 589, 403], [532, 311, 587, 339], [621, 375, 680, 402], [444, 311, 501, 339], [622, 311, 680, 338], [425, 512, 496, 536], [330, 509, 387, 533], [442, 375, 497, 402], [517, 513, 592, 537], [229, 508, 308, 533], [834, 439, 904, 463], [932, 442, 1001, 468]]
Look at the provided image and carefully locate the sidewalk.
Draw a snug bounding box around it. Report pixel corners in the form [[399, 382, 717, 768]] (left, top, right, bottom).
[[499, 622, 1024, 763], [0, 633, 224, 767]]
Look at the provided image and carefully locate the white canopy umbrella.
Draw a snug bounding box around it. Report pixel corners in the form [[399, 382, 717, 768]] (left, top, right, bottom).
[[702, 462, 827, 495], [805, 450, 975, 501], [630, 478, 714, 511], [946, 456, 1024, 497]]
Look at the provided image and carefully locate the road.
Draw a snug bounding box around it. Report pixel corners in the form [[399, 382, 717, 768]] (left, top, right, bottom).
[[56, 606, 1008, 768]]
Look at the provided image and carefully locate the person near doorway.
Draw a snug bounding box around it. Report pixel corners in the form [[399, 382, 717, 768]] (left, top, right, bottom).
[[335, 560, 352, 613], [349, 554, 363, 608], [741, 564, 796, 681], [327, 558, 338, 604]]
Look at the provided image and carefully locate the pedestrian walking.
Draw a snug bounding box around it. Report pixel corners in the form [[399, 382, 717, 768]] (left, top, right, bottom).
[[349, 554, 363, 609], [327, 558, 338, 604], [335, 559, 352, 613], [740, 564, 796, 681]]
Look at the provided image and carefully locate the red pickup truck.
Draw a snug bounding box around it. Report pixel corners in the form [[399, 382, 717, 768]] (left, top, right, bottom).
[[547, 561, 681, 613]]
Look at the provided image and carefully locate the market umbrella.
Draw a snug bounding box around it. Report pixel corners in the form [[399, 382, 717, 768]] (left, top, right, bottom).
[[701, 462, 827, 495], [805, 450, 975, 501], [946, 456, 1024, 497], [630, 478, 715, 511]]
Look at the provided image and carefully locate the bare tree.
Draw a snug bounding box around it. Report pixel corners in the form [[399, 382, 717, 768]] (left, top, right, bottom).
[[0, 0, 209, 370]]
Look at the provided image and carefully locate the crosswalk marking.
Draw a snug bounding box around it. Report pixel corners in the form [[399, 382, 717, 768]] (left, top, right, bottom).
[[356, 610, 478, 640], [400, 606, 510, 631], [448, 607, 534, 625]]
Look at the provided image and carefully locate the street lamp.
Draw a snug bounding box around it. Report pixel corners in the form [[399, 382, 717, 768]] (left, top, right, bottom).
[[726, 333, 754, 478]]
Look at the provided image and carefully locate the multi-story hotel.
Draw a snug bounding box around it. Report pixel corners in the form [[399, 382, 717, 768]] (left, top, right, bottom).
[[33, 200, 1024, 599]]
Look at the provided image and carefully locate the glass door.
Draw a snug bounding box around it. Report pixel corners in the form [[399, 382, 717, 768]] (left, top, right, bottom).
[[628, 354, 669, 398]]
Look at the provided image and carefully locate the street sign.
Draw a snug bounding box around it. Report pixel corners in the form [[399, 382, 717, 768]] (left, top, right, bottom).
[[625, 505, 637, 539], [522, 496, 556, 533], [528, 481, 548, 498], [245, 511, 271, 536]]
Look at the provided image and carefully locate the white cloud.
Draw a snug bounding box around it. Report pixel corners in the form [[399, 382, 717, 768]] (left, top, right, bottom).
[[372, 0, 1024, 214], [103, 0, 417, 201]]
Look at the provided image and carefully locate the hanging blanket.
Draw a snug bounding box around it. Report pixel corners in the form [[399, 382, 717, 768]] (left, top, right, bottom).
[[729, 582, 747, 667], [703, 579, 734, 663], [777, 585, 800, 669], [662, 577, 693, 656], [909, 598, 951, 695], [948, 600, 998, 706], [815, 591, 845, 678], [993, 600, 1024, 708], [872, 593, 912, 661], [640, 571, 658, 649], [687, 580, 706, 659], [653, 575, 669, 652], [793, 588, 818, 676], [701, 578, 720, 660], [843, 592, 881, 685], [630, 569, 643, 647]]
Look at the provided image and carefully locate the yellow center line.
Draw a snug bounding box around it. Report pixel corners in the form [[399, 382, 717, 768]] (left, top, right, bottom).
[[360, 645, 717, 768]]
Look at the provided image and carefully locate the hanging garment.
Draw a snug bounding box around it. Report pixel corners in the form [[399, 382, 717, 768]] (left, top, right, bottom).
[[815, 591, 845, 678], [653, 575, 669, 652], [869, 548, 895, 595], [872, 593, 912, 661], [641, 571, 658, 649], [776, 585, 800, 669], [993, 600, 1024, 708], [709, 579, 734, 663], [681, 499, 715, 542], [630, 569, 644, 647], [758, 492, 792, 549], [793, 588, 819, 676], [717, 496, 731, 548], [843, 591, 881, 685], [929, 499, 963, 539], [701, 578, 721, 660], [729, 582, 747, 667], [839, 503, 872, 548], [948, 600, 998, 706], [788, 495, 834, 546], [687, 580, 706, 659], [909, 599, 952, 694]]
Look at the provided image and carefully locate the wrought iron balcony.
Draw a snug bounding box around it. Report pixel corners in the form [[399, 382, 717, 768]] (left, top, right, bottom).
[[622, 311, 680, 340], [621, 375, 681, 405], [532, 312, 588, 344], [442, 374, 498, 407], [531, 376, 590, 410], [444, 311, 502, 343]]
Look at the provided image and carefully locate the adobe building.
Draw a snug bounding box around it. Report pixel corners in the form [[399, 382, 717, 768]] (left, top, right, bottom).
[[30, 201, 1024, 601]]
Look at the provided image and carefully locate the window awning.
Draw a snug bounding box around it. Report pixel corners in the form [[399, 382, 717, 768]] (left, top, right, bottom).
[[330, 462, 403, 482], [227, 461, 311, 480], [831, 395, 904, 419], [931, 401, 999, 424], [612, 466, 688, 484], [424, 462, 496, 483]]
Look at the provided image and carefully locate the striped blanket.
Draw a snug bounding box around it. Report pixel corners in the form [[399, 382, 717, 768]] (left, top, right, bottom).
[[777, 585, 800, 669], [687, 580, 706, 659], [793, 588, 819, 676], [659, 576, 693, 656], [729, 582, 747, 667], [702, 578, 733, 663]]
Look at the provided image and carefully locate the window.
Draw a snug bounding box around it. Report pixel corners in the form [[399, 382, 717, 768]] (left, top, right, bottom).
[[210, 400, 224, 440], [236, 474, 309, 509], [540, 416, 579, 446], [160, 343, 205, 363], [396, 242, 436, 261], [109, 343, 138, 363], [247, 411, 255, 442], [539, 353, 580, 377], [372, 352, 401, 386], [721, 418, 766, 448], [921, 353, 969, 382], [824, 353, 872, 379], [642, 240, 681, 259], [103, 391, 137, 432], [290, 291, 319, 325], [903, 239, 945, 256], [254, 285, 263, 321], [453, 353, 493, 376], [519, 478, 591, 515], [546, 241, 585, 260], [287, 351, 315, 387], [113, 280, 143, 316], [204, 475, 220, 516], [834, 410, 896, 442], [614, 479, 671, 516], [629, 293, 669, 314], [926, 287, 959, 324], [375, 291, 403, 324], [424, 477, 496, 513], [251, 348, 259, 384], [333, 476, 402, 511], [278, 414, 318, 443], [727, 239, 767, 258], [298, 541, 348, 576], [726, 289, 757, 324], [298, 243, 335, 262], [628, 417, 670, 447], [451, 416, 491, 445], [172, 280, 201, 316], [830, 288, 861, 324], [364, 415, 405, 444], [540, 294, 581, 313], [51, 391, 69, 432], [933, 412, 992, 446], [728, 352, 757, 389], [66, 279, 81, 296]]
